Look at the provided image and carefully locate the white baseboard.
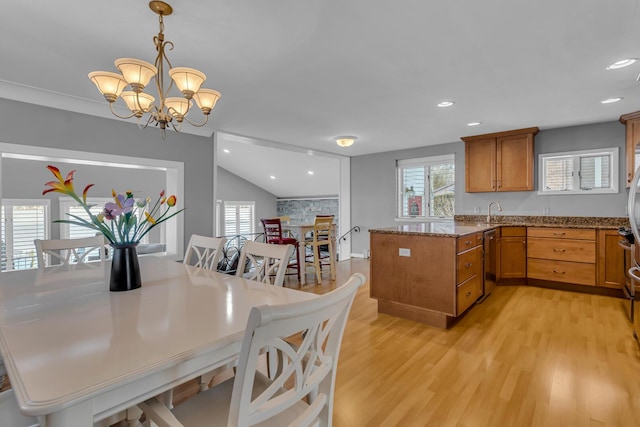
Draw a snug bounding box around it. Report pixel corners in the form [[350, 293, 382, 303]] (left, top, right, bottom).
[[350, 253, 369, 259]]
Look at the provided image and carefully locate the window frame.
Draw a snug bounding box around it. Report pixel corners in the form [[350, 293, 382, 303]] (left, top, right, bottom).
[[538, 147, 619, 195], [396, 154, 455, 221]]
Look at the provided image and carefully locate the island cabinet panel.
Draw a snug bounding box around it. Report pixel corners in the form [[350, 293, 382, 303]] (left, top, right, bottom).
[[370, 233, 457, 316]]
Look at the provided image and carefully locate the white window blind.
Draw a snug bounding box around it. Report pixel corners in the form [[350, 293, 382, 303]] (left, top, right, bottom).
[[223, 201, 255, 236], [1, 199, 49, 271], [397, 155, 455, 219]]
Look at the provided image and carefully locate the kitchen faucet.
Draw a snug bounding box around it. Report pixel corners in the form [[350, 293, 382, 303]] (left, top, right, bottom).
[[487, 201, 503, 223]]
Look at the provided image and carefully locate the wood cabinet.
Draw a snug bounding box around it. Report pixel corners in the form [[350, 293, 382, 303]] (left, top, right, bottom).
[[498, 226, 527, 281], [462, 127, 539, 193], [597, 229, 628, 289], [370, 231, 484, 328], [619, 111, 640, 188], [526, 227, 596, 286]]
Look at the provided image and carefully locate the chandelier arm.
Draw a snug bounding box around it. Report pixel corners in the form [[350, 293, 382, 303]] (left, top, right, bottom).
[[183, 114, 209, 128], [108, 103, 138, 120]]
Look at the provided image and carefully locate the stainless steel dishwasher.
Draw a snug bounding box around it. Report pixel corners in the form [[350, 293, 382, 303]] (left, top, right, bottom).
[[481, 229, 497, 300]]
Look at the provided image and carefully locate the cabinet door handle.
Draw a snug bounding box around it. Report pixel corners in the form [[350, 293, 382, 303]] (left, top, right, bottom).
[[491, 180, 496, 190], [464, 262, 472, 268], [552, 232, 566, 236], [466, 291, 472, 297], [553, 270, 566, 274], [629, 172, 633, 183], [553, 248, 566, 253], [465, 240, 472, 245], [497, 180, 501, 189]]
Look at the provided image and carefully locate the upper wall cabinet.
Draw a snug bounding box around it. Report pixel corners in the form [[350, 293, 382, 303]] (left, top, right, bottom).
[[619, 111, 640, 188], [462, 127, 539, 193]]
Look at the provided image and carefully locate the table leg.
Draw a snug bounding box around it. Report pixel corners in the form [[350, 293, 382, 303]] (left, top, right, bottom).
[[299, 241, 306, 285]]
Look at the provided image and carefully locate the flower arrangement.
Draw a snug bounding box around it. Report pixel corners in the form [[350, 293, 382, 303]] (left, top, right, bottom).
[[43, 165, 183, 245]]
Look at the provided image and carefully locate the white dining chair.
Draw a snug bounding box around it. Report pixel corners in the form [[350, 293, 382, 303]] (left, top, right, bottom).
[[0, 389, 40, 427], [236, 240, 293, 286], [140, 272, 366, 427], [183, 234, 226, 271], [34, 235, 106, 269]]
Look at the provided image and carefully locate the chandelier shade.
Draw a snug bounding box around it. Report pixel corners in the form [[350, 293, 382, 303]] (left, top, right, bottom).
[[169, 67, 206, 98], [88, 72, 128, 102], [88, 1, 221, 138], [115, 58, 158, 91]]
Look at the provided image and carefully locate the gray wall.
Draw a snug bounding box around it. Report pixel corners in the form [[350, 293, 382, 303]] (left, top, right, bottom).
[[217, 166, 277, 234], [0, 98, 215, 249], [351, 121, 628, 254]]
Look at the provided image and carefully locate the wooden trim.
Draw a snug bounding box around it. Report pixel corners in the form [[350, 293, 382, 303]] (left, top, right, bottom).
[[377, 299, 455, 329], [460, 126, 540, 142], [619, 110, 640, 124]]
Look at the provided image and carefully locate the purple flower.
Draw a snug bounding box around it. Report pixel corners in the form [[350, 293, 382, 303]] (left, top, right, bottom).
[[103, 194, 134, 220]]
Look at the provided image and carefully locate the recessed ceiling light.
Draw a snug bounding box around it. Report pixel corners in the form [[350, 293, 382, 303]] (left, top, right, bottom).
[[269, 175, 276, 180], [467, 121, 481, 126], [223, 148, 230, 153], [307, 170, 314, 175], [606, 59, 637, 70], [437, 101, 455, 108], [601, 97, 623, 104]]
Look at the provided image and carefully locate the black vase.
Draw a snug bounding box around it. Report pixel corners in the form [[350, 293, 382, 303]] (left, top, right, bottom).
[[109, 243, 141, 292]]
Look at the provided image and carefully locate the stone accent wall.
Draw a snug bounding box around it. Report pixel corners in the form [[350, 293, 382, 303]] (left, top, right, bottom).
[[277, 198, 339, 225]]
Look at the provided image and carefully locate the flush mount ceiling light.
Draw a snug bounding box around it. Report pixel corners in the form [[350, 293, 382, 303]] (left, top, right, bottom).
[[334, 135, 358, 147], [437, 101, 455, 107], [467, 121, 481, 126], [88, 1, 221, 138], [606, 59, 637, 70], [601, 97, 623, 104]]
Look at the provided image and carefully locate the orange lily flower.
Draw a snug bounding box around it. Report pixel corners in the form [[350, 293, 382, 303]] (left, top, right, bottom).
[[167, 195, 176, 207], [82, 184, 94, 204]]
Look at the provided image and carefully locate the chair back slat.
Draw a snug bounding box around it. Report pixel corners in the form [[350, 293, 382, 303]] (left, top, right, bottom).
[[261, 218, 284, 244], [236, 240, 293, 286], [34, 236, 106, 269], [183, 234, 226, 271]]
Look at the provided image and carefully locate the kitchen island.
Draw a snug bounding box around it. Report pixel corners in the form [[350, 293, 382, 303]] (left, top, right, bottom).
[[370, 222, 497, 328]]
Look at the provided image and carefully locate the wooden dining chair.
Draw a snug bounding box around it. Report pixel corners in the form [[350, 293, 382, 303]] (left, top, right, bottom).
[[140, 272, 366, 427], [183, 234, 226, 271], [261, 218, 300, 281], [236, 240, 293, 286], [34, 235, 106, 269], [303, 215, 336, 283]]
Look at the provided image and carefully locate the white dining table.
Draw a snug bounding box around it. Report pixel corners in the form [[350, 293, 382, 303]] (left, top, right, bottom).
[[0, 256, 316, 426], [281, 222, 337, 285]]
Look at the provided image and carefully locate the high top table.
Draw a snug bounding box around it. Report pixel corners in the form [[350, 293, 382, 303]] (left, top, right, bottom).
[[0, 256, 316, 426], [281, 222, 337, 285]]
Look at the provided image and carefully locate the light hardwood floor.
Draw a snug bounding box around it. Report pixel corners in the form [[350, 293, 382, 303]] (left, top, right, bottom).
[[302, 258, 640, 427]]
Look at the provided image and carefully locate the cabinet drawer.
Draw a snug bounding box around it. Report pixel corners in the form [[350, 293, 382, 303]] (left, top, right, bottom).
[[527, 238, 596, 263], [501, 226, 526, 237], [457, 275, 482, 314], [527, 258, 596, 286], [457, 233, 482, 252], [457, 246, 482, 284], [527, 227, 595, 240]]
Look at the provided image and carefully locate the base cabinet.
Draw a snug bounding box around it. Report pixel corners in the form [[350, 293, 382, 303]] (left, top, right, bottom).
[[597, 229, 628, 289], [498, 227, 527, 282]]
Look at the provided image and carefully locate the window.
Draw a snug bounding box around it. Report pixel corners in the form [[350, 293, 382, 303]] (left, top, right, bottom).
[[539, 147, 618, 195], [397, 155, 455, 219], [223, 201, 255, 236], [1, 199, 49, 271]]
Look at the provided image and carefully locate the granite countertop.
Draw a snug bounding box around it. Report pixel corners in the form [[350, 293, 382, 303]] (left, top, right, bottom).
[[369, 215, 630, 238]]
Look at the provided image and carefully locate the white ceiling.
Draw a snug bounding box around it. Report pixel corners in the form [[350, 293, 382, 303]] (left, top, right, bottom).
[[3, 1, 640, 197]]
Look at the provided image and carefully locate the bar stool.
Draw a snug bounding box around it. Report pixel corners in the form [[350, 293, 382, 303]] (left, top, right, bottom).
[[303, 215, 336, 283], [260, 218, 301, 281]]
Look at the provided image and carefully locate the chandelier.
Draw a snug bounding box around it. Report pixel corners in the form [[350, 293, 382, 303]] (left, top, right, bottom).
[[88, 1, 221, 138]]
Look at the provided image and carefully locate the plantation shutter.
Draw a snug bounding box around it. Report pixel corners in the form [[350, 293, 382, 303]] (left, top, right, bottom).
[[1, 201, 49, 271], [224, 202, 255, 235]]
